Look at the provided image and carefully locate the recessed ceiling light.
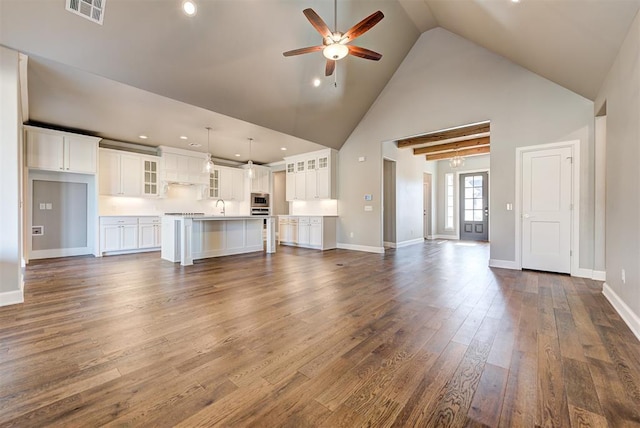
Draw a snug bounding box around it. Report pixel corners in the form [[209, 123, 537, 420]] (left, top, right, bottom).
[[182, 0, 197, 16], [281, 147, 287, 151], [180, 136, 188, 140], [235, 153, 241, 157], [139, 135, 148, 139], [313, 78, 321, 87], [189, 142, 202, 147]]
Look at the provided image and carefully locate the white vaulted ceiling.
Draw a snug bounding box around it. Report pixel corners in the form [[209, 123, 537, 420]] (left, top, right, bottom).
[[0, 0, 638, 163]]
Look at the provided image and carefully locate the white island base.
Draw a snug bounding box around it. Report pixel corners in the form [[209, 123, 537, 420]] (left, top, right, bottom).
[[161, 216, 275, 266]]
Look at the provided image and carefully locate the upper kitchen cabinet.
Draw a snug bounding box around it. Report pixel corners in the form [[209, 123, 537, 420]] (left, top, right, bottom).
[[160, 146, 207, 186], [284, 149, 337, 201], [99, 148, 160, 197], [241, 164, 271, 194], [218, 166, 244, 201], [25, 126, 99, 174]]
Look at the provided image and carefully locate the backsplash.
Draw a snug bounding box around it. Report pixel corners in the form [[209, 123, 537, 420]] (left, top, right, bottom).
[[99, 185, 247, 216]]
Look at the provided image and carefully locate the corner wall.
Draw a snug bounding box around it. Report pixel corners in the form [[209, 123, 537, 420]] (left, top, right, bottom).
[[595, 10, 640, 339], [338, 28, 594, 268], [0, 46, 24, 305]]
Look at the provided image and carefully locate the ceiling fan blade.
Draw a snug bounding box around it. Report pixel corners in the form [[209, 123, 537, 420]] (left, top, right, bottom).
[[303, 8, 332, 39], [348, 45, 382, 61], [283, 46, 324, 57], [325, 60, 336, 76], [342, 11, 384, 42]]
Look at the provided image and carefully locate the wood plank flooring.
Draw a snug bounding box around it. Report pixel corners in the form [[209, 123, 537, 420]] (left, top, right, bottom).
[[1, 241, 639, 427]]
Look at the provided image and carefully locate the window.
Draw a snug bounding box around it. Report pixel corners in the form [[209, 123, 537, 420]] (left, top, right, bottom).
[[445, 173, 454, 230]]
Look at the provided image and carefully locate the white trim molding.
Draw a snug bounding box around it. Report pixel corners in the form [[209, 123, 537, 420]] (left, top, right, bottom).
[[337, 243, 385, 254], [433, 235, 458, 240], [603, 283, 640, 341], [489, 259, 520, 270], [395, 238, 424, 248], [592, 270, 606, 281], [0, 289, 24, 307]]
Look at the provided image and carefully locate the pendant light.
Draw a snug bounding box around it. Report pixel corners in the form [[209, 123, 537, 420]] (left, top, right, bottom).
[[247, 138, 254, 179], [203, 127, 214, 173], [449, 150, 465, 169]]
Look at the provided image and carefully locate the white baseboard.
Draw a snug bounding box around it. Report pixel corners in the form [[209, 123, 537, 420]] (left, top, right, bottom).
[[30, 247, 93, 260], [383, 241, 396, 248], [433, 235, 458, 240], [592, 270, 606, 281], [336, 243, 385, 254], [101, 247, 160, 257], [573, 268, 593, 279], [603, 283, 640, 342], [0, 289, 24, 307], [396, 238, 424, 248], [488, 259, 520, 270]]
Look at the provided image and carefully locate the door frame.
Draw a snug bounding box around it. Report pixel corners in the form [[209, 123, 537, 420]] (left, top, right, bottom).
[[423, 172, 432, 239], [382, 157, 397, 248], [515, 140, 580, 276], [454, 168, 490, 241]]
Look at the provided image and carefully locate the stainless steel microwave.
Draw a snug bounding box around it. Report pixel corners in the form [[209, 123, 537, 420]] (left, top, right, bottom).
[[250, 193, 270, 207]]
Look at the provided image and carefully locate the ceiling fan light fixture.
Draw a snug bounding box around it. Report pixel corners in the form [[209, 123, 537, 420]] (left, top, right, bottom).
[[323, 43, 349, 60]]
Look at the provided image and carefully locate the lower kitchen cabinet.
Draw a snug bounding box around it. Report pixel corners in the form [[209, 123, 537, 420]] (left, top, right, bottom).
[[100, 216, 161, 255], [278, 216, 336, 250]]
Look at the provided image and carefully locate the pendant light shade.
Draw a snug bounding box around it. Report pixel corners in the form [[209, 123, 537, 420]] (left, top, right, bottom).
[[449, 151, 464, 169], [203, 127, 214, 173], [247, 138, 254, 179]]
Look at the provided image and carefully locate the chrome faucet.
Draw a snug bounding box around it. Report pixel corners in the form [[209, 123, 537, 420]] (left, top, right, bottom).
[[216, 199, 226, 216]]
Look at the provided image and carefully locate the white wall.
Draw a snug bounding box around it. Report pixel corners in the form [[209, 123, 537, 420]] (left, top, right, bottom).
[[338, 28, 594, 268], [0, 46, 24, 305], [595, 10, 640, 337]]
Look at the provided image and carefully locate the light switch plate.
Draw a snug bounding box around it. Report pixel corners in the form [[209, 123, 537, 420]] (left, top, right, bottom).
[[39, 203, 46, 210], [46, 203, 52, 210], [364, 205, 373, 212]]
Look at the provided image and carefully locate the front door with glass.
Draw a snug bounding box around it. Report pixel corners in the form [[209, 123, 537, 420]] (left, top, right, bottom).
[[459, 172, 489, 241]]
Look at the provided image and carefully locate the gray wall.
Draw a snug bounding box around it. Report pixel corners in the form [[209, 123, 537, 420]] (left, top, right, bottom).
[[32, 180, 88, 251], [338, 28, 595, 268], [0, 46, 23, 297], [595, 11, 640, 323]]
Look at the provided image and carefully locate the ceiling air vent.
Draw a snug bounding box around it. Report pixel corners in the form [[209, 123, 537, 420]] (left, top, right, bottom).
[[66, 0, 105, 25]]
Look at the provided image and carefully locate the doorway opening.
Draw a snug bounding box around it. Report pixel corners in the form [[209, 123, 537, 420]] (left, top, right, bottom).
[[459, 171, 489, 241], [383, 159, 396, 248]]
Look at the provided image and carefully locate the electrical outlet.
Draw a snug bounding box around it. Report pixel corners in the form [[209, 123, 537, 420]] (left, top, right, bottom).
[[621, 269, 626, 284], [350, 232, 354, 238]]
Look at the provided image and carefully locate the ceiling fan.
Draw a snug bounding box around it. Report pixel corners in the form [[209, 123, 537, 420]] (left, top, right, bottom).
[[283, 1, 384, 77]]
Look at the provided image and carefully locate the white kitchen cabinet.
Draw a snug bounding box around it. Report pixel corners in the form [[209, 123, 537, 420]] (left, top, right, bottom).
[[297, 217, 311, 245], [100, 217, 139, 252], [284, 149, 337, 201], [138, 217, 162, 248], [26, 126, 98, 174], [278, 216, 336, 250], [285, 162, 296, 202], [99, 149, 143, 196], [278, 216, 298, 244], [99, 149, 160, 197], [243, 164, 271, 194], [100, 216, 161, 254], [218, 166, 244, 201], [160, 146, 208, 186]]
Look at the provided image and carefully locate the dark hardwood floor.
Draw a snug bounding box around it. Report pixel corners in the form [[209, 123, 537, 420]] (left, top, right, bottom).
[[1, 241, 639, 427]]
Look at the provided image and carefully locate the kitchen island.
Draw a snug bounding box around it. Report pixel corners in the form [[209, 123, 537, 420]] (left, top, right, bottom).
[[161, 215, 276, 266]]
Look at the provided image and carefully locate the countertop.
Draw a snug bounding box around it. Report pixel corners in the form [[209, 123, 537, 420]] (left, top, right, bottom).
[[163, 215, 274, 220]]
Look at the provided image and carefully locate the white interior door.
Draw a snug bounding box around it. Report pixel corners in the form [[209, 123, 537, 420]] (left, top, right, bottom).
[[521, 146, 572, 273]]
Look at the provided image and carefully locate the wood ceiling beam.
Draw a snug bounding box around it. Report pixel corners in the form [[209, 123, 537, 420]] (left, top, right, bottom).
[[398, 122, 490, 148], [413, 136, 490, 155], [426, 146, 490, 161]]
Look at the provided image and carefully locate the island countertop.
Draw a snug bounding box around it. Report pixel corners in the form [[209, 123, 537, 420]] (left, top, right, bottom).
[[163, 215, 275, 220], [161, 215, 276, 266]]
